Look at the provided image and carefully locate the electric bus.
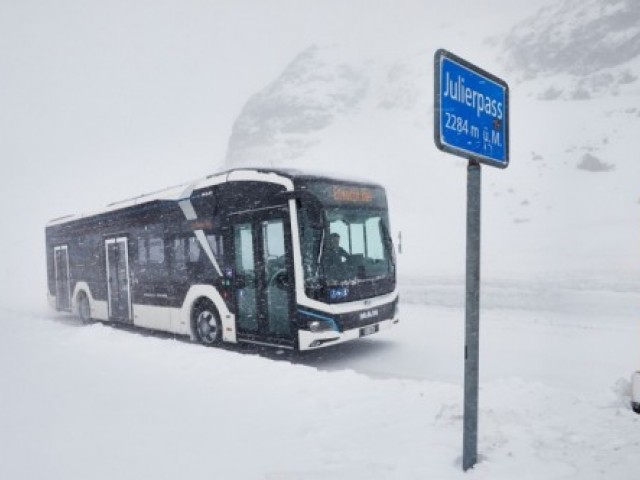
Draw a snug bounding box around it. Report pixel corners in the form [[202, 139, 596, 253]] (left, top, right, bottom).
[[46, 168, 399, 351]]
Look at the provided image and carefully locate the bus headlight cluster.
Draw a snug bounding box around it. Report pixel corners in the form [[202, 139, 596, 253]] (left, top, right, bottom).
[[308, 319, 336, 332]]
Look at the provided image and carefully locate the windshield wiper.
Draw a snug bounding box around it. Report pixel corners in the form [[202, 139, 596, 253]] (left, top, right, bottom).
[[380, 221, 396, 268], [314, 228, 326, 278]]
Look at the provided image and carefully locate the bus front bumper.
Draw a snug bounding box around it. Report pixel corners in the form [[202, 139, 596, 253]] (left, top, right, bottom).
[[298, 317, 399, 351]]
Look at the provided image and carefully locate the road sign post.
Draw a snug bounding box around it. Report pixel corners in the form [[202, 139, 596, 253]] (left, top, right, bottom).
[[434, 49, 509, 472], [463, 159, 481, 471]]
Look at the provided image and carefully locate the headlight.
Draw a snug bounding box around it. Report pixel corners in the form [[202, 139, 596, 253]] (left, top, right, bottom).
[[308, 319, 337, 332]]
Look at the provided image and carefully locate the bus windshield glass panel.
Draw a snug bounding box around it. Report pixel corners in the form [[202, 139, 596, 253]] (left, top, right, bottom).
[[321, 208, 393, 284]]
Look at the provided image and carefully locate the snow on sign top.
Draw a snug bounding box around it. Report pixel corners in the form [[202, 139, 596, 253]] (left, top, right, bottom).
[[434, 49, 509, 168]]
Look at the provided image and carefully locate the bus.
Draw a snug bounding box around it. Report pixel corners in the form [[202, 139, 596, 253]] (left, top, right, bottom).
[[46, 168, 399, 351]]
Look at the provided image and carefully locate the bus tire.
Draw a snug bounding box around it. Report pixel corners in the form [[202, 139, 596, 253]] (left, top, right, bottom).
[[77, 292, 92, 324], [192, 300, 221, 346]]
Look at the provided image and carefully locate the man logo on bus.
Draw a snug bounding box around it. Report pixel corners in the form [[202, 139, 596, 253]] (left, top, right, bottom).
[[360, 309, 379, 321]]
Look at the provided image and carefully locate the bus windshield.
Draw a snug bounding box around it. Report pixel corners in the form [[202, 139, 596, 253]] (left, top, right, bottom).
[[322, 207, 393, 283], [299, 205, 394, 289]]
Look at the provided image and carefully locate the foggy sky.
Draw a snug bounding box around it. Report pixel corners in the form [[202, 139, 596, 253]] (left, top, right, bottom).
[[0, 0, 552, 309]]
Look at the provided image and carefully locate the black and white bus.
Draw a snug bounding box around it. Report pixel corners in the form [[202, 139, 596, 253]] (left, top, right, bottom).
[[46, 168, 398, 351]]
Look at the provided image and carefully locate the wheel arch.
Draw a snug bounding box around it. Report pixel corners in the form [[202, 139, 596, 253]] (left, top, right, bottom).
[[181, 285, 236, 343], [71, 282, 93, 317], [70, 282, 108, 321]]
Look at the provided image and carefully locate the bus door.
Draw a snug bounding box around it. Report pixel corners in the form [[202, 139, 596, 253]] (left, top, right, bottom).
[[230, 207, 294, 344], [53, 245, 71, 311], [105, 237, 132, 323]]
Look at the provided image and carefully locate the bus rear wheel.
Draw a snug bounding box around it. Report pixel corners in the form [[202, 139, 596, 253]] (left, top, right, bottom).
[[192, 301, 221, 346], [77, 293, 92, 324]]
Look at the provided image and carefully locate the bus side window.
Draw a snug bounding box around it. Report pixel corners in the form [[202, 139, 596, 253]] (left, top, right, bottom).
[[187, 237, 201, 263], [137, 238, 148, 265], [187, 236, 207, 280], [148, 237, 165, 264], [172, 237, 187, 274], [171, 235, 206, 280], [206, 234, 224, 258]]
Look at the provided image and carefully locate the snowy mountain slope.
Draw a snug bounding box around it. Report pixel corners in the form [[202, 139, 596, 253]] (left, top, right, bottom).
[[225, 44, 429, 169], [501, 0, 640, 90], [223, 0, 640, 285], [226, 45, 372, 166]]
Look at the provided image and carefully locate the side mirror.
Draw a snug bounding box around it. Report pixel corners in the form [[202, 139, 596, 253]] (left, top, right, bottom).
[[632, 371, 640, 414]]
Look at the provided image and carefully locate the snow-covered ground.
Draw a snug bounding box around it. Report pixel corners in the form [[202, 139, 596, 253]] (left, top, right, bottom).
[[1, 278, 638, 479], [2, 0, 640, 478]]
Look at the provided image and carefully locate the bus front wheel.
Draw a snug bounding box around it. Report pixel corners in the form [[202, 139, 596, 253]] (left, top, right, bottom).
[[192, 301, 221, 346]]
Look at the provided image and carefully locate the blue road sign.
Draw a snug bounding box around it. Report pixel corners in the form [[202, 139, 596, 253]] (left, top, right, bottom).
[[434, 49, 509, 168]]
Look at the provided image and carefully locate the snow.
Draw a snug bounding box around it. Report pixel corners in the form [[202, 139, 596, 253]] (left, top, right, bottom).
[[1, 279, 639, 479], [1, 0, 640, 477]]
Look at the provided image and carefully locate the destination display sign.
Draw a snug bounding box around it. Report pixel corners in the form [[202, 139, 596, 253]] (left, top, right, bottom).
[[298, 181, 387, 209], [434, 49, 509, 168]]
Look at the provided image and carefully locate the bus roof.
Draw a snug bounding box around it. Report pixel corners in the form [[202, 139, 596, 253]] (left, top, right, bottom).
[[47, 167, 384, 227]]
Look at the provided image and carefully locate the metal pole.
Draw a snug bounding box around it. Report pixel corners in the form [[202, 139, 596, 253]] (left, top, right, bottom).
[[463, 159, 481, 471]]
